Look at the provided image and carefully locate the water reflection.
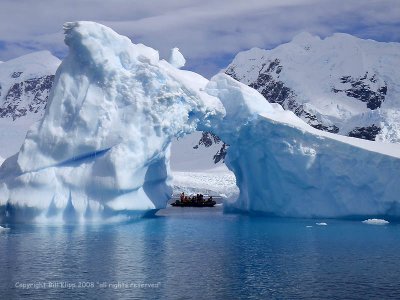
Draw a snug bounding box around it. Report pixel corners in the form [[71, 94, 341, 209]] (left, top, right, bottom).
[[1, 208, 400, 299]]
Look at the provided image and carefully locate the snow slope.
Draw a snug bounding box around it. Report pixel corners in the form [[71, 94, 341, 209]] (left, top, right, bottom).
[[1, 22, 400, 223], [0, 51, 61, 158], [225, 32, 400, 143]]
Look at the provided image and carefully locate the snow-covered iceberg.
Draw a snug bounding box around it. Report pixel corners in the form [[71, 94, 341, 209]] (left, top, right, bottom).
[[1, 21, 400, 223], [207, 74, 400, 217], [0, 21, 223, 223]]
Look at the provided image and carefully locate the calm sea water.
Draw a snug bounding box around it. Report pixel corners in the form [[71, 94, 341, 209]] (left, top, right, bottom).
[[1, 206, 400, 299]]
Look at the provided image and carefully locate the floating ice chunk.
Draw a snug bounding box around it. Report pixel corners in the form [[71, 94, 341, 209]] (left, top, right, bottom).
[[306, 225, 313, 228], [168, 48, 186, 69], [362, 218, 389, 225], [316, 222, 327, 226], [0, 226, 10, 232]]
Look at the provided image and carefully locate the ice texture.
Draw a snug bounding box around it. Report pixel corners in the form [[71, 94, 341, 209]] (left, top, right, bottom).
[[316, 223, 328, 226], [206, 74, 400, 218], [0, 21, 223, 223], [168, 48, 186, 69], [362, 218, 389, 225], [1, 21, 400, 223]]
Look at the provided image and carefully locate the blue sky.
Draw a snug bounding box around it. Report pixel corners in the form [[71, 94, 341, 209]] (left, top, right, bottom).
[[0, 0, 399, 77]]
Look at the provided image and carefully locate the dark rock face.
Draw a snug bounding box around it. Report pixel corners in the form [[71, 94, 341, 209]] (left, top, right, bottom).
[[226, 59, 291, 106], [332, 72, 387, 110], [197, 132, 222, 148], [348, 125, 381, 141], [193, 132, 228, 164], [213, 143, 227, 164], [11, 71, 23, 79], [0, 75, 54, 120], [226, 58, 391, 142]]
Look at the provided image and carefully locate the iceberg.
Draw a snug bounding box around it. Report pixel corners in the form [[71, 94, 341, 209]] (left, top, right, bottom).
[[0, 21, 223, 223], [1, 21, 400, 223], [362, 219, 389, 225], [207, 74, 400, 218]]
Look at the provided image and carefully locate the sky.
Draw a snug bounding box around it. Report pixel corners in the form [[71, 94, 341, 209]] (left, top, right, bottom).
[[0, 0, 399, 77]]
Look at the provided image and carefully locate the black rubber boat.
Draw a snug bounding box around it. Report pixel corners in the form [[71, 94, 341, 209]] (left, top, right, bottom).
[[170, 200, 217, 207]]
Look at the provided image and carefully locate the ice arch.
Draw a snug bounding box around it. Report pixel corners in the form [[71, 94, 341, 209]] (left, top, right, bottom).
[[1, 22, 400, 223], [0, 22, 224, 223]]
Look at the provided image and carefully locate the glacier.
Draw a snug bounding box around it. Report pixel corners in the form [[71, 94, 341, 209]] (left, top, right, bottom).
[[1, 21, 400, 223]]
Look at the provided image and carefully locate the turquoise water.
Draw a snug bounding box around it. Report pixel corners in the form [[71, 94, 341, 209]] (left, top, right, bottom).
[[1, 206, 400, 299]]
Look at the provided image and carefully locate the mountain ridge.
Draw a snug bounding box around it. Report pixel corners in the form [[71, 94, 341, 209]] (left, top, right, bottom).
[[225, 32, 400, 143]]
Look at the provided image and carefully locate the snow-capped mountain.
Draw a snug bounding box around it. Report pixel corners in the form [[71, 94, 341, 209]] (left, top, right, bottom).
[[225, 32, 400, 143], [0, 51, 60, 120], [0, 51, 61, 158]]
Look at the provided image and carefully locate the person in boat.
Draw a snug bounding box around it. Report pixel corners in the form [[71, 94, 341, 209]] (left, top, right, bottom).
[[180, 192, 185, 202], [208, 196, 213, 202]]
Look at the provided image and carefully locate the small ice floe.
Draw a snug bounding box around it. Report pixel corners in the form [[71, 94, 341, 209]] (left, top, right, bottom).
[[316, 222, 327, 226], [362, 218, 389, 225], [306, 225, 313, 228], [0, 226, 10, 233]]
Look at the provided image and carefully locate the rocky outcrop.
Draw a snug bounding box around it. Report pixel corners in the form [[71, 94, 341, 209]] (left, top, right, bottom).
[[0, 75, 55, 120]]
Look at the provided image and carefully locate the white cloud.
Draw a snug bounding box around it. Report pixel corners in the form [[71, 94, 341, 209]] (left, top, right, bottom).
[[0, 0, 398, 77]]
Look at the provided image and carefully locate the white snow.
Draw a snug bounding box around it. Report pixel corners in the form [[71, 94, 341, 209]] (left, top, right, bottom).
[[170, 132, 237, 198], [0, 50, 61, 158], [362, 218, 389, 225], [226, 32, 400, 143], [1, 22, 400, 223], [168, 48, 186, 69], [172, 166, 238, 199], [0, 50, 60, 84], [316, 222, 328, 226]]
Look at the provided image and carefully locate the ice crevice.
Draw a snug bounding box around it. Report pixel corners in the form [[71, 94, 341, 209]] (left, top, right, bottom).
[[1, 21, 400, 223]]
